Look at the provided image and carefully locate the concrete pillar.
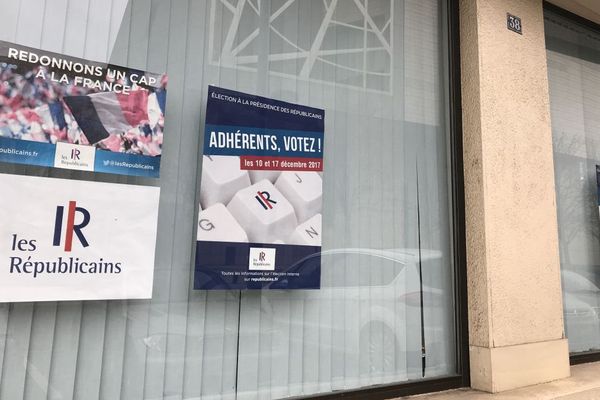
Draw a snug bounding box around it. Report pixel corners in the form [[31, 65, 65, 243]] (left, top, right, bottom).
[[460, 0, 571, 392]]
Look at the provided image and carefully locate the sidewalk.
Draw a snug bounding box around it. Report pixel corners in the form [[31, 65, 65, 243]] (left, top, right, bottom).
[[400, 362, 600, 400]]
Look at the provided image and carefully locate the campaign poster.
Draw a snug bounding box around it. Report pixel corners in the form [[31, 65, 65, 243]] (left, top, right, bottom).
[[195, 86, 324, 290], [0, 173, 160, 302], [0, 41, 167, 177]]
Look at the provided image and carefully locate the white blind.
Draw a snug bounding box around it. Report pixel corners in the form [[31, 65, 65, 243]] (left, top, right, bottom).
[[0, 0, 456, 398], [546, 10, 600, 355]]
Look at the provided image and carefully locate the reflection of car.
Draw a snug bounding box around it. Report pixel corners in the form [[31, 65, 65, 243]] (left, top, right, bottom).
[[268, 248, 452, 380], [139, 248, 453, 399], [562, 269, 600, 352]]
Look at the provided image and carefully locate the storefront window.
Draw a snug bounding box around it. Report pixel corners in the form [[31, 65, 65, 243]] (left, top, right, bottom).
[[0, 0, 458, 398], [546, 8, 600, 355]]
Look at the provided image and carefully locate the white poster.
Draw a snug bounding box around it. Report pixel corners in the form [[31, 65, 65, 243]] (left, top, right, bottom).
[[0, 173, 160, 302]]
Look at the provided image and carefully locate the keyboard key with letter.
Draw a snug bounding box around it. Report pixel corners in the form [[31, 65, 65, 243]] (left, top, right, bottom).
[[200, 155, 251, 208], [288, 213, 322, 246], [275, 172, 322, 223], [227, 179, 298, 243], [197, 203, 248, 242]]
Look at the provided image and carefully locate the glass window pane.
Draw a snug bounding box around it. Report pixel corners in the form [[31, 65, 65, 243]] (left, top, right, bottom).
[[0, 0, 458, 398], [545, 8, 600, 355]]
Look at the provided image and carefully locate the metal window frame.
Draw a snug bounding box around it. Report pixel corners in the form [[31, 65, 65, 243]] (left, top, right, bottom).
[[543, 0, 600, 367]]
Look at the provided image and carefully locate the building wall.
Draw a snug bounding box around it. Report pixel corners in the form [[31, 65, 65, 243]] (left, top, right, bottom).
[[460, 0, 570, 392]]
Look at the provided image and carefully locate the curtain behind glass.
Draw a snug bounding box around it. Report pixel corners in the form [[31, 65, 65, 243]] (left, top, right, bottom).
[[0, 0, 456, 398], [546, 9, 600, 354]]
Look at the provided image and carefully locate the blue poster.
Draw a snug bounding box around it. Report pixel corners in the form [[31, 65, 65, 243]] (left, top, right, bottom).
[[0, 40, 166, 178], [194, 86, 325, 290]]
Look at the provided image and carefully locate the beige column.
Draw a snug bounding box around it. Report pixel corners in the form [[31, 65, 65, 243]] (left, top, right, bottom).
[[460, 0, 570, 393]]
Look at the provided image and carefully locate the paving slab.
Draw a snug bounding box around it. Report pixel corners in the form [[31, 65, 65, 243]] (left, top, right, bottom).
[[397, 362, 600, 400]]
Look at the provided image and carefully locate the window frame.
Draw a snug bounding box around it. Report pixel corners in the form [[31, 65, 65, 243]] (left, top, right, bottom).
[[544, 0, 600, 367]]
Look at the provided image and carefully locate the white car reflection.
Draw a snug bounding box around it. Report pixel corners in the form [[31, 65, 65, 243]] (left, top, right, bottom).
[[283, 248, 451, 378], [562, 269, 600, 352], [138, 248, 453, 399]]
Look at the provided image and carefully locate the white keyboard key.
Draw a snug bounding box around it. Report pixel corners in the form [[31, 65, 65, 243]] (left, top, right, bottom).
[[288, 213, 322, 246], [200, 155, 250, 208], [249, 170, 281, 184], [197, 203, 248, 242], [227, 180, 298, 243], [275, 172, 322, 223]]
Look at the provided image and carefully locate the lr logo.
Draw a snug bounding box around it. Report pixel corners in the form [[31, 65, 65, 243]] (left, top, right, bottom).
[[255, 191, 277, 210], [53, 201, 90, 251], [71, 149, 81, 160], [249, 247, 276, 271]]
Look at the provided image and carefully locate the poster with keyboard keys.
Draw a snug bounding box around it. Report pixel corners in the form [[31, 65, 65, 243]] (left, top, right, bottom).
[[194, 86, 324, 290]]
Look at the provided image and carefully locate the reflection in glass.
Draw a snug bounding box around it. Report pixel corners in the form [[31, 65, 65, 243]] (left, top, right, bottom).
[[0, 0, 457, 398], [546, 9, 600, 354]]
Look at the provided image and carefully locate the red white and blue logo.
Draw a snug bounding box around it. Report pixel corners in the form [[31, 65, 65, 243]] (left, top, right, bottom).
[[52, 201, 90, 252]]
